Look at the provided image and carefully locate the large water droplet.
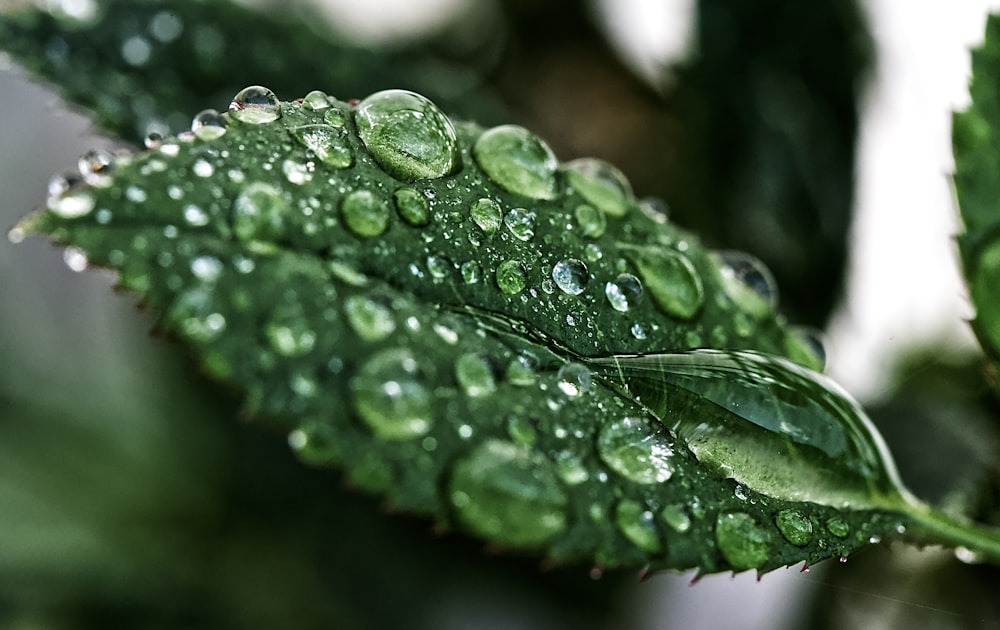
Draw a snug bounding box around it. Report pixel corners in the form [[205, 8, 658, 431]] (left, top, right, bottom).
[[449, 439, 567, 547], [344, 295, 396, 342], [597, 416, 674, 484], [615, 499, 663, 553], [233, 182, 288, 242], [470, 198, 502, 234], [715, 250, 779, 316], [229, 85, 281, 124], [393, 186, 431, 227], [504, 207, 536, 241], [341, 189, 390, 237], [551, 258, 589, 295], [715, 512, 772, 571], [630, 247, 704, 319], [604, 273, 644, 312], [289, 124, 354, 168], [352, 348, 433, 440], [496, 259, 527, 295], [564, 157, 633, 217], [473, 125, 559, 200], [455, 352, 497, 397], [191, 108, 227, 140], [355, 89, 458, 181], [774, 509, 813, 546], [587, 350, 911, 510], [556, 362, 592, 397]]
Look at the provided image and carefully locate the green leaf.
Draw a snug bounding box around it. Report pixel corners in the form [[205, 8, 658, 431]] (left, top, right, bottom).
[[16, 86, 1000, 575]]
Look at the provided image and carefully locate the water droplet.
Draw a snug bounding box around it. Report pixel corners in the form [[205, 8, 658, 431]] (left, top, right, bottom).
[[282, 159, 312, 185], [506, 415, 537, 445], [341, 190, 390, 237], [615, 499, 663, 553], [587, 350, 911, 510], [352, 348, 433, 440], [7, 226, 25, 244], [565, 157, 633, 217], [302, 89, 331, 110], [630, 247, 704, 319], [78, 149, 115, 187], [574, 203, 606, 238], [715, 250, 779, 316], [504, 207, 536, 241], [460, 261, 482, 284], [167, 287, 226, 342], [191, 108, 227, 140], [289, 124, 354, 168], [344, 295, 396, 342], [190, 255, 223, 282], [50, 189, 95, 218], [556, 362, 592, 397], [455, 352, 497, 397], [324, 108, 346, 127], [470, 198, 502, 233], [734, 484, 749, 501], [289, 421, 341, 465], [355, 89, 458, 180], [449, 439, 567, 547], [125, 185, 147, 203], [604, 273, 644, 312], [192, 158, 215, 178], [144, 131, 164, 149], [426, 255, 450, 279], [775, 509, 813, 546], [473, 125, 559, 200], [432, 323, 459, 345], [597, 416, 674, 484], [393, 186, 431, 227], [551, 258, 589, 295], [506, 355, 537, 386], [631, 323, 647, 340], [553, 450, 589, 484], [638, 197, 670, 223], [659, 505, 691, 533], [62, 246, 88, 272], [715, 512, 772, 571], [233, 182, 288, 242], [229, 85, 281, 124], [183, 204, 209, 226], [265, 302, 317, 357], [496, 259, 527, 295], [786, 326, 827, 372], [825, 517, 850, 538]]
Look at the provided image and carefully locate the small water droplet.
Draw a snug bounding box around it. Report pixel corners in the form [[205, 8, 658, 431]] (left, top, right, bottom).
[[734, 484, 749, 501], [504, 207, 536, 241], [7, 226, 26, 244], [506, 415, 537, 445], [344, 295, 396, 342], [192, 158, 215, 178], [341, 189, 390, 237], [553, 450, 589, 485], [183, 204, 209, 226], [432, 323, 459, 345], [190, 255, 223, 282], [455, 352, 497, 397], [868, 534, 882, 545], [556, 362, 592, 397], [125, 185, 147, 203], [638, 197, 670, 223], [355, 89, 458, 180], [715, 250, 779, 316], [282, 159, 312, 185], [288, 421, 341, 465], [551, 258, 589, 295], [233, 182, 288, 242], [167, 288, 226, 342], [229, 85, 281, 124], [659, 505, 691, 533], [426, 255, 450, 279], [574, 203, 606, 238], [78, 149, 115, 187], [265, 302, 317, 357], [565, 157, 633, 217], [825, 517, 850, 538], [630, 323, 647, 340], [584, 243, 603, 262], [460, 261, 482, 284], [597, 416, 674, 484], [324, 108, 346, 127], [615, 499, 663, 553], [393, 186, 431, 227], [604, 273, 644, 312], [289, 124, 354, 168], [191, 108, 227, 140], [630, 247, 704, 319], [302, 89, 331, 110], [506, 355, 537, 386], [473, 125, 559, 200], [352, 347, 433, 440], [144, 131, 164, 149], [715, 512, 772, 571], [470, 197, 503, 233], [449, 439, 567, 547], [62, 246, 88, 272], [774, 509, 813, 546], [496, 259, 527, 295], [50, 189, 95, 218]]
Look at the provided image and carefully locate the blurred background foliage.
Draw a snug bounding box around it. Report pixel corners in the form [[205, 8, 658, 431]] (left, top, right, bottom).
[[1, 0, 999, 628]]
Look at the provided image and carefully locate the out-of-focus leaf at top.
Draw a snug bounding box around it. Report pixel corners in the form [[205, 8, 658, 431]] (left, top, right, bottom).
[[15, 86, 1000, 575], [0, 0, 505, 142]]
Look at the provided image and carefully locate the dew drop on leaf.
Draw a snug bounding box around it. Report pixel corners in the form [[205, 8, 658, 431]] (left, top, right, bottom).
[[615, 499, 663, 553], [302, 89, 332, 111], [715, 250, 779, 317], [191, 108, 227, 140], [232, 182, 288, 242], [660, 504, 692, 534], [564, 157, 634, 218], [392, 186, 431, 227], [556, 362, 592, 397], [470, 197, 503, 234], [775, 509, 813, 546], [229, 85, 281, 124], [574, 203, 607, 238], [604, 273, 644, 312], [265, 302, 317, 357], [351, 347, 433, 440], [551, 258, 589, 295], [341, 189, 390, 238], [503, 207, 536, 241], [826, 516, 850, 538], [460, 261, 482, 284], [50, 189, 95, 219], [596, 416, 674, 484], [455, 352, 497, 398], [629, 247, 704, 319], [496, 259, 527, 295], [354, 89, 459, 181], [343, 295, 396, 342], [449, 439, 568, 547], [288, 124, 354, 168], [715, 512, 772, 571], [472, 125, 559, 200], [78, 149, 115, 187]]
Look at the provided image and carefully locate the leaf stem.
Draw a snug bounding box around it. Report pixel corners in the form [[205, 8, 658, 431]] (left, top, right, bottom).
[[902, 501, 1000, 564]]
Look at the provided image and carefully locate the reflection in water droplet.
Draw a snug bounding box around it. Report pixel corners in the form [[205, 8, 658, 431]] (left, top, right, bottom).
[[473, 125, 559, 200], [496, 259, 527, 295], [341, 190, 390, 237], [504, 207, 536, 241], [393, 186, 431, 227], [78, 149, 115, 187], [191, 108, 227, 140], [449, 439, 567, 547], [615, 499, 663, 553], [660, 505, 691, 533], [775, 509, 813, 546], [605, 273, 644, 312], [630, 247, 704, 319], [229, 85, 281, 124], [715, 250, 779, 316], [455, 352, 497, 397], [574, 204, 606, 238], [460, 261, 482, 284], [289, 124, 354, 168], [344, 295, 396, 342], [556, 362, 592, 397], [355, 89, 458, 181], [233, 182, 288, 242], [352, 348, 433, 440], [302, 89, 331, 110], [551, 258, 589, 295], [715, 512, 772, 571], [597, 416, 674, 484], [565, 157, 633, 218], [470, 198, 502, 234]]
